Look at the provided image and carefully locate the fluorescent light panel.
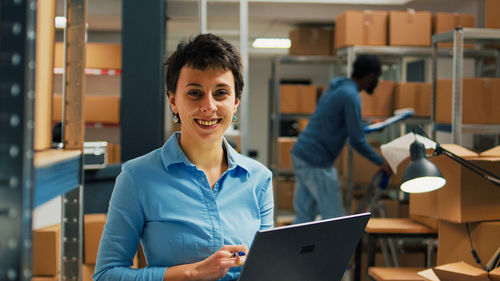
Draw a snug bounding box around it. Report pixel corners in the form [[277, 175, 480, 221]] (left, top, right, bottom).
[[55, 16, 66, 29], [253, 38, 291, 49], [189, 0, 413, 5]]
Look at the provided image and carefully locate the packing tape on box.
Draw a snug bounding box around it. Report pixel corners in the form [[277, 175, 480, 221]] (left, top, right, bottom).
[[407, 9, 416, 23]]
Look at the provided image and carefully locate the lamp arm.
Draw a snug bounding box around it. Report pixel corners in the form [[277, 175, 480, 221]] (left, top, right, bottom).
[[435, 145, 500, 187]]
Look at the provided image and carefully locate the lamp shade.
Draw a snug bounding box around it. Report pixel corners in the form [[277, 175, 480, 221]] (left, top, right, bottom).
[[400, 140, 446, 193]]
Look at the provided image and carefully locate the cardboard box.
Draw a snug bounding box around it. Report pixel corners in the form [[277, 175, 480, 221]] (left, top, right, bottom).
[[277, 178, 295, 211], [353, 198, 408, 218], [31, 277, 59, 281], [430, 144, 500, 223], [436, 78, 500, 124], [55, 42, 121, 69], [480, 145, 500, 158], [361, 80, 395, 117], [138, 243, 148, 268], [418, 268, 440, 281], [486, 0, 500, 29], [53, 95, 121, 124], [438, 220, 500, 267], [113, 143, 121, 164], [394, 82, 432, 117], [297, 118, 309, 133], [279, 84, 317, 114], [355, 252, 428, 281], [490, 267, 500, 281], [34, 0, 56, 151], [32, 225, 60, 276], [341, 139, 405, 187], [317, 85, 328, 101], [84, 214, 107, 265], [82, 264, 95, 281], [334, 10, 388, 49], [433, 261, 489, 281], [278, 137, 297, 169], [432, 13, 475, 48], [288, 27, 333, 56], [389, 10, 432, 46], [410, 214, 439, 230]]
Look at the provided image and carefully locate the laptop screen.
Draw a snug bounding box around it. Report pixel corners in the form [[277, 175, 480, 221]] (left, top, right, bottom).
[[238, 212, 370, 281]]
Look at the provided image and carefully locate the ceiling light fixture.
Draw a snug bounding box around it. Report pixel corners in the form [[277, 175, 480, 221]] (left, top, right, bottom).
[[252, 38, 291, 49], [55, 16, 66, 29], [177, 0, 414, 4], [252, 0, 414, 4]]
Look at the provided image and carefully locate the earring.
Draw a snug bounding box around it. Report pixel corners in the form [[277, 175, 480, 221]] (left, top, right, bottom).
[[173, 113, 179, 123], [232, 115, 238, 122]]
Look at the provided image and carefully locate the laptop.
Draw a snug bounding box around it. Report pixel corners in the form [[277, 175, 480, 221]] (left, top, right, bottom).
[[238, 212, 371, 281]]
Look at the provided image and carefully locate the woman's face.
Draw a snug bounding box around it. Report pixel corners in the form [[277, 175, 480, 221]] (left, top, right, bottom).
[[169, 66, 239, 143]]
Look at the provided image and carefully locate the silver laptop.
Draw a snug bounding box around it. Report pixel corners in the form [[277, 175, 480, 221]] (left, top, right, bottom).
[[238, 212, 370, 281]]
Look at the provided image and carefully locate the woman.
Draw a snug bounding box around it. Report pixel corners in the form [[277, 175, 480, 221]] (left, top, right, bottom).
[[93, 34, 274, 281]]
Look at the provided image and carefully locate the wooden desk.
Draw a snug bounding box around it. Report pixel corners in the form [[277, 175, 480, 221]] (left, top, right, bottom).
[[354, 218, 437, 281], [368, 267, 426, 281], [365, 218, 437, 234]]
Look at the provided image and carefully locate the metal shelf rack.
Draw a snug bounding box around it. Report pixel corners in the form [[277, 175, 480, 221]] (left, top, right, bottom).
[[0, 1, 37, 279], [431, 28, 500, 145], [1, 1, 86, 280], [269, 55, 342, 218]]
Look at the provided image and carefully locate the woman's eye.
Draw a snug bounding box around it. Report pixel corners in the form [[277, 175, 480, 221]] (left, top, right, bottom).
[[215, 90, 229, 97], [187, 90, 201, 97]]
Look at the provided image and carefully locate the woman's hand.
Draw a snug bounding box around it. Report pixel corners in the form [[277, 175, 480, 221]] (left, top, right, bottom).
[[164, 244, 248, 281]]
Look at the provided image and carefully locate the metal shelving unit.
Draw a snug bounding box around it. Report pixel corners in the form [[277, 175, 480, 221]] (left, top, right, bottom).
[[269, 55, 342, 219], [0, 1, 37, 279], [0, 1, 86, 280], [431, 28, 500, 145], [335, 44, 500, 209]]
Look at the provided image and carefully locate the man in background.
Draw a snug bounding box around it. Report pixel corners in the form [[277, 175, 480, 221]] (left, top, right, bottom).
[[291, 54, 392, 224]]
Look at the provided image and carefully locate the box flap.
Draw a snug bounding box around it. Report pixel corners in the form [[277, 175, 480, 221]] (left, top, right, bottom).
[[433, 261, 489, 281], [440, 144, 478, 158], [419, 268, 441, 281], [480, 146, 500, 157], [489, 267, 500, 281]]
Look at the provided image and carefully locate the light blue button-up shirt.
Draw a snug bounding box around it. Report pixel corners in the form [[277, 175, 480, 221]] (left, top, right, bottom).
[[93, 132, 274, 281]]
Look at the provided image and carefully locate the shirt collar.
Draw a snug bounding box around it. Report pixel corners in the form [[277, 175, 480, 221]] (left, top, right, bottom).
[[161, 131, 251, 176]]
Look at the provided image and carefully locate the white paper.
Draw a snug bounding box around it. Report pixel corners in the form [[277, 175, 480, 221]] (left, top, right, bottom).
[[381, 133, 437, 174]]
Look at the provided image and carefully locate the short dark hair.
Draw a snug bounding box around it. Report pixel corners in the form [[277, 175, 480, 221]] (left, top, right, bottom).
[[165, 33, 244, 99], [351, 54, 381, 79]]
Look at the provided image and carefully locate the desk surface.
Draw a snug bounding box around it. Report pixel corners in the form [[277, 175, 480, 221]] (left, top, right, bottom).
[[368, 267, 427, 281], [366, 218, 437, 234]]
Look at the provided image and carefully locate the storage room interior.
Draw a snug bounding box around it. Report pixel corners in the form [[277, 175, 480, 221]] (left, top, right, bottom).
[[2, 0, 500, 281]]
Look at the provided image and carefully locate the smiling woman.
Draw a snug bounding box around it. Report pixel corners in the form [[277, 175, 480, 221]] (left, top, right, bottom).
[[92, 34, 274, 281], [170, 66, 238, 148]]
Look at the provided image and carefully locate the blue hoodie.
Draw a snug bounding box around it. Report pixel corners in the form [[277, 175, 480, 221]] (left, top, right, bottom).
[[291, 77, 383, 167]]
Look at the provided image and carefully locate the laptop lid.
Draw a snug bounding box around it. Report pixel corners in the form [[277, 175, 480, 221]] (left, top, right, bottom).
[[238, 212, 371, 281]]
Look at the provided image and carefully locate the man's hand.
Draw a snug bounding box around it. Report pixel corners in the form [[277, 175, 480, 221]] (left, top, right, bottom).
[[380, 160, 393, 176]]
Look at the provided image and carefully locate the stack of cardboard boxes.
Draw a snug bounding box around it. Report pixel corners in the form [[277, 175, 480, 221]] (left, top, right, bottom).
[[32, 225, 60, 281], [410, 145, 500, 279], [288, 10, 476, 56], [436, 78, 500, 125], [31, 214, 140, 281]]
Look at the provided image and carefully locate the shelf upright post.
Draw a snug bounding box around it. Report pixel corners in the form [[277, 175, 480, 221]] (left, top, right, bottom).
[[239, 0, 249, 155], [344, 47, 356, 216], [61, 0, 86, 280], [451, 28, 464, 145], [431, 34, 438, 140], [496, 48, 500, 78], [0, 0, 37, 280], [271, 57, 281, 221], [199, 0, 207, 34]]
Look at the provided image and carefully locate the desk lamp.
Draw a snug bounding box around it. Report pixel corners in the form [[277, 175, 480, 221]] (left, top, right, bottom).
[[401, 137, 500, 193]]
